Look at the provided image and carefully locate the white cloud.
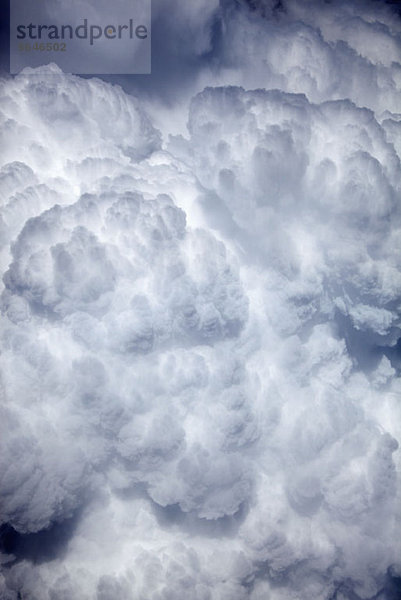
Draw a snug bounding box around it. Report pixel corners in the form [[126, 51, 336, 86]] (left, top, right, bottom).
[[1, 1, 401, 598]]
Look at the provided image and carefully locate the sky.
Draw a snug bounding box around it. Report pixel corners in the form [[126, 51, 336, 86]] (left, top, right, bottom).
[[1, 1, 401, 599]]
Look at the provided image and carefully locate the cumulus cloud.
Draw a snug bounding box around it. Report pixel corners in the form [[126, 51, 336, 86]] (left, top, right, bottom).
[[1, 1, 401, 599]]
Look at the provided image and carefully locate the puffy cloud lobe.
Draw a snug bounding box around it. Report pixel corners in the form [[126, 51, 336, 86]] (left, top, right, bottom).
[[3, 189, 246, 337], [0, 66, 162, 298], [209, 0, 401, 115], [0, 182, 250, 535], [1, 64, 160, 165], [1, 1, 401, 599], [172, 85, 401, 350]]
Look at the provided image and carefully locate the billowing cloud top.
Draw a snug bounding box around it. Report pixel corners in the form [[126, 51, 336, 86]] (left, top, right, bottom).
[[1, 1, 401, 599]]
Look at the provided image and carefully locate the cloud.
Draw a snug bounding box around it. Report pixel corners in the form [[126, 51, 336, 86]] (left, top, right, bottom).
[[1, 1, 401, 599]]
